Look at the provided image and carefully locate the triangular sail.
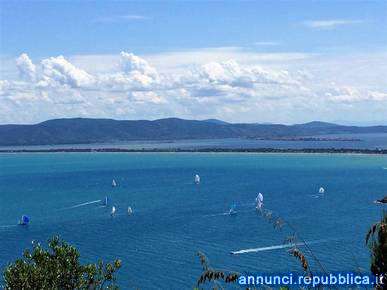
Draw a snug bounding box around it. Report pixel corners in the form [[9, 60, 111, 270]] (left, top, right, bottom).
[[229, 203, 237, 215], [194, 174, 200, 184], [112, 179, 117, 187], [319, 187, 325, 194], [256, 193, 264, 209]]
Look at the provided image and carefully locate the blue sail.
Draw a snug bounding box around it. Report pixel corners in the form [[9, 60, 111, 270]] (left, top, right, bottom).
[[20, 215, 30, 225], [102, 196, 109, 206]]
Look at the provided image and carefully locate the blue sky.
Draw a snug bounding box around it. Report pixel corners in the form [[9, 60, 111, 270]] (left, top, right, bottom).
[[0, 1, 386, 124], [2, 1, 386, 56]]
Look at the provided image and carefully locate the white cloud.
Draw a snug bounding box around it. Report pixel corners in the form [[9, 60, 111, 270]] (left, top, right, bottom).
[[128, 91, 166, 104], [16, 53, 36, 81], [98, 51, 160, 90], [302, 19, 365, 29], [325, 86, 387, 102], [39, 55, 95, 88], [1, 49, 387, 124], [120, 51, 158, 79]]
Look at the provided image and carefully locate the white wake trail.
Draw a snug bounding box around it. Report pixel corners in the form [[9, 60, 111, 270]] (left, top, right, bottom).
[[231, 239, 331, 255], [64, 199, 101, 210], [0, 224, 17, 229]]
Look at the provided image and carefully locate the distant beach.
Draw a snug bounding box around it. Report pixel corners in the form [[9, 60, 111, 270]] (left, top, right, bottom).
[[1, 147, 386, 154]]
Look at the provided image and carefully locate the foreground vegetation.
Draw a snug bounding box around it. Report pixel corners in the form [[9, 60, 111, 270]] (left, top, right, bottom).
[[3, 236, 121, 289]]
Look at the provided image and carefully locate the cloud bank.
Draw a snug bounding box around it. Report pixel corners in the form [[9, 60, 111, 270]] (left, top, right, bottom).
[[1, 49, 386, 124]]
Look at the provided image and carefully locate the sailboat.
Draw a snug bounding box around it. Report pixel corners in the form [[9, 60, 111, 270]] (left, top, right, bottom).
[[374, 196, 387, 204], [111, 206, 116, 216], [194, 174, 200, 185], [102, 196, 109, 206], [319, 187, 325, 194], [112, 179, 117, 187], [229, 203, 237, 216], [127, 206, 133, 215], [18, 215, 30, 226], [256, 192, 264, 210]]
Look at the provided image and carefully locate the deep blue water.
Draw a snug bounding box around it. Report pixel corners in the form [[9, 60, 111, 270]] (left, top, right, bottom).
[[0, 153, 386, 289]]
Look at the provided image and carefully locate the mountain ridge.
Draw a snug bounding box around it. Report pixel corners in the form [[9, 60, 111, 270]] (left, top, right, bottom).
[[1, 117, 387, 146]]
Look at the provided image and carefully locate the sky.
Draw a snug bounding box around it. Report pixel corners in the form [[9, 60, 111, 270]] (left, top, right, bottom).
[[0, 0, 386, 125]]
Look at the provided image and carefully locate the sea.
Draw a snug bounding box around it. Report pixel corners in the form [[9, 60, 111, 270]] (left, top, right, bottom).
[[0, 140, 387, 288]]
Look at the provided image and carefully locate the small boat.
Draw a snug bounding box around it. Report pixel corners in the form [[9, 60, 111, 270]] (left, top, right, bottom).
[[319, 187, 325, 194], [256, 192, 264, 210], [194, 174, 200, 185], [112, 179, 117, 187], [102, 196, 109, 206], [229, 203, 237, 216], [111, 206, 116, 216], [127, 206, 133, 215], [18, 215, 30, 226], [375, 196, 387, 204]]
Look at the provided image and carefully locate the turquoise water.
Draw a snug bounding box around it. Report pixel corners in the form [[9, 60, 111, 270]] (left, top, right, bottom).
[[0, 153, 386, 289]]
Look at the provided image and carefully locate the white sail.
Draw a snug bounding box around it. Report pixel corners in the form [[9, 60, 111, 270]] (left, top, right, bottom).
[[112, 179, 117, 187], [256, 193, 264, 209], [127, 206, 133, 215], [111, 206, 116, 216], [319, 187, 325, 194], [194, 174, 200, 184], [229, 203, 237, 215]]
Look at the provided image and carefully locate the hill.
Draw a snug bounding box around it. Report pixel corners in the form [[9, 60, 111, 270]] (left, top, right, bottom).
[[0, 117, 387, 146]]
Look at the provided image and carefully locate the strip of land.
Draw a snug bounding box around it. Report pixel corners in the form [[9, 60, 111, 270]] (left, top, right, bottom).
[[0, 148, 386, 154]]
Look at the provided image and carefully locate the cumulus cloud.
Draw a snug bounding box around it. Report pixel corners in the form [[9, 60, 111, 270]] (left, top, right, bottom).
[[120, 52, 158, 77], [16, 53, 36, 81], [98, 52, 160, 91], [325, 86, 387, 102], [1, 50, 387, 124], [39, 55, 95, 88]]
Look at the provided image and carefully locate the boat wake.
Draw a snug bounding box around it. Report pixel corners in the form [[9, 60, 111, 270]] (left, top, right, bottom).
[[62, 199, 102, 210], [0, 224, 17, 229], [230, 239, 332, 255], [203, 209, 255, 218], [203, 212, 230, 217]]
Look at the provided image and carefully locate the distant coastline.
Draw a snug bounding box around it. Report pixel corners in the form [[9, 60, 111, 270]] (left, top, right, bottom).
[[253, 137, 362, 142], [1, 117, 387, 146], [1, 148, 386, 154]]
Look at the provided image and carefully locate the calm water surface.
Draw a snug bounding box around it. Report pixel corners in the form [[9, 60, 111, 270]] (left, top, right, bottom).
[[0, 153, 386, 289]]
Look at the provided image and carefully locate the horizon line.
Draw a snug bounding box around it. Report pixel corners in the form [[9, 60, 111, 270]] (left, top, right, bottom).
[[1, 117, 387, 127]]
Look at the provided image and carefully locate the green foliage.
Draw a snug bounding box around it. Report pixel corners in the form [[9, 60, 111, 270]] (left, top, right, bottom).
[[3, 236, 121, 290], [366, 211, 387, 289]]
